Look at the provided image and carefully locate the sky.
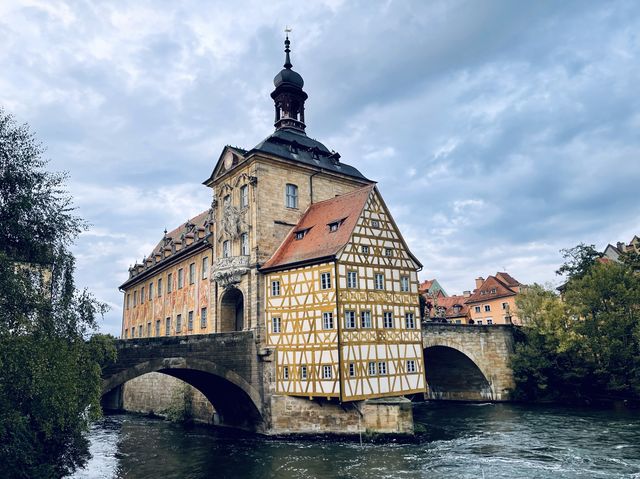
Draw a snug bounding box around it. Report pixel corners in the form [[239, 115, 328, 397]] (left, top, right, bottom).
[[1, 0, 639, 336]]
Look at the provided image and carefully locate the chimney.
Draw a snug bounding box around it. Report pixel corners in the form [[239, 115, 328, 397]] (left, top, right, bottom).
[[463, 290, 471, 298], [475, 277, 484, 289]]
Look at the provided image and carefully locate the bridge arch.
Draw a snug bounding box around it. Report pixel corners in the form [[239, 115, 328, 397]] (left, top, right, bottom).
[[102, 356, 263, 431]]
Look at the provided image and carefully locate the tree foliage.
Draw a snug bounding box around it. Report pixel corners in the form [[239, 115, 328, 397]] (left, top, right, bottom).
[[511, 247, 640, 404], [0, 108, 115, 478]]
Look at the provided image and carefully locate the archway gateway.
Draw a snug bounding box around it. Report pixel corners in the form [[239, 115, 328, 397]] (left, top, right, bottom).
[[220, 287, 244, 332]]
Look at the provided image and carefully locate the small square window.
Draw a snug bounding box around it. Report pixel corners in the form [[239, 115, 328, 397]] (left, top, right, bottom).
[[361, 245, 369, 254], [371, 220, 380, 228], [407, 360, 416, 373], [477, 320, 483, 325], [487, 319, 493, 325], [384, 247, 393, 257]]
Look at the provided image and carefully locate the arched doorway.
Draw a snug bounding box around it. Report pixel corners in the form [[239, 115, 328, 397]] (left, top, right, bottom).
[[220, 287, 244, 332], [423, 346, 493, 401]]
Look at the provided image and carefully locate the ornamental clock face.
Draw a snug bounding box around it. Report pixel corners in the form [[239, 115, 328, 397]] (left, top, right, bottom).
[[223, 152, 234, 170]]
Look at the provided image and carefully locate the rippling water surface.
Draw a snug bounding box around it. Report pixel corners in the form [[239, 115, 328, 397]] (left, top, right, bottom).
[[71, 402, 640, 478]]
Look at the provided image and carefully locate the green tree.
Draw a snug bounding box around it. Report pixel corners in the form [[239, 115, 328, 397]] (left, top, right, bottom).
[[0, 108, 115, 478]]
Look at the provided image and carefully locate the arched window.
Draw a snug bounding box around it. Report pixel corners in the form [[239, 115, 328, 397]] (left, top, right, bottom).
[[285, 184, 298, 208]]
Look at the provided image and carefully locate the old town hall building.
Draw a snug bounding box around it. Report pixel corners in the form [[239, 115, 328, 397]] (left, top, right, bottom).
[[120, 36, 426, 402]]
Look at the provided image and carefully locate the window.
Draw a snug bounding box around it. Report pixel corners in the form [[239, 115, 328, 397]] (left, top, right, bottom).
[[484, 305, 491, 312], [283, 366, 289, 380], [155, 320, 160, 337], [158, 278, 162, 297], [487, 318, 493, 325], [124, 329, 128, 339], [272, 317, 281, 333], [476, 320, 483, 325], [455, 319, 462, 324], [178, 268, 184, 289], [165, 317, 171, 335], [176, 314, 182, 333], [345, 311, 356, 329], [405, 312, 415, 329], [328, 220, 341, 232], [375, 273, 385, 290], [241, 233, 249, 256], [138, 325, 142, 337], [201, 307, 207, 328], [474, 306, 481, 313], [361, 310, 372, 328], [240, 184, 249, 208], [491, 288, 497, 294], [320, 272, 331, 290], [189, 263, 195, 285], [188, 311, 194, 331], [285, 183, 298, 208], [146, 322, 151, 337], [126, 294, 130, 309], [223, 194, 230, 207], [271, 280, 280, 296], [347, 271, 358, 288], [131, 327, 135, 338], [384, 247, 393, 256], [361, 245, 369, 254], [202, 257, 209, 279], [148, 282, 153, 300], [168, 273, 173, 292], [140, 287, 145, 304], [349, 363, 356, 377], [383, 311, 394, 328], [400, 276, 409, 292], [406, 360, 416, 373], [368, 361, 376, 376], [223, 240, 230, 258], [371, 219, 380, 228], [300, 365, 308, 380], [295, 229, 307, 240], [323, 312, 334, 329], [378, 361, 387, 375], [322, 365, 332, 379], [502, 302, 509, 310]]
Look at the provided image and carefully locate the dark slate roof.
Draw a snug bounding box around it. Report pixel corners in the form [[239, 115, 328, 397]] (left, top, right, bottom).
[[247, 128, 371, 182]]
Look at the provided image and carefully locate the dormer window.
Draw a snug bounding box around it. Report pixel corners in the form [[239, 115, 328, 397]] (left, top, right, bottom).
[[491, 288, 497, 294], [328, 218, 344, 232], [295, 228, 310, 240]]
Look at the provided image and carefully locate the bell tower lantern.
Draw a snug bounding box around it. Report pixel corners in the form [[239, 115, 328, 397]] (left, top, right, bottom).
[[271, 33, 308, 133]]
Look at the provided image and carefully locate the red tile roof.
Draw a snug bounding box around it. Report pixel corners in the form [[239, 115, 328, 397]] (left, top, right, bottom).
[[418, 280, 434, 293], [430, 295, 469, 318], [465, 273, 520, 303], [261, 185, 374, 271]]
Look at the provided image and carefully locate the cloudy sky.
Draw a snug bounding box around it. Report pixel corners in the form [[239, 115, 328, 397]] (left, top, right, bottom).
[[2, 0, 639, 335]]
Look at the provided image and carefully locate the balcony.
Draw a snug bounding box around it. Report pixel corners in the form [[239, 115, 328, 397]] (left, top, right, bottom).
[[212, 256, 250, 288]]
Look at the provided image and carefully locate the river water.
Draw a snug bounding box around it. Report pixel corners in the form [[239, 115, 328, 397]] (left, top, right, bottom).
[[71, 402, 640, 478]]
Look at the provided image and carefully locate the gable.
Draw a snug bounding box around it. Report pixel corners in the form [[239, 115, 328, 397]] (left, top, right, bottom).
[[202, 146, 248, 186], [466, 275, 516, 303]]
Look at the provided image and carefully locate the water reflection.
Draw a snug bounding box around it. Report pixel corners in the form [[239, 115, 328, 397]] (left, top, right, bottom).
[[71, 402, 640, 479]]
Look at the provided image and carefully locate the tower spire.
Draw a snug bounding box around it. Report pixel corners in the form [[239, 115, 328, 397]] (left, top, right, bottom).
[[284, 27, 292, 69]]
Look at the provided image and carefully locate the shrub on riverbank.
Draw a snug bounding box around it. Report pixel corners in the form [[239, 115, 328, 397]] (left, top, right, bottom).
[[0, 108, 116, 478], [511, 245, 640, 404]]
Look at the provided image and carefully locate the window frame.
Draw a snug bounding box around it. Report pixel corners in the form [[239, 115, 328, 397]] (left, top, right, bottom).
[[167, 273, 173, 293], [405, 312, 415, 329], [188, 311, 194, 331], [271, 280, 280, 296], [345, 310, 356, 329], [320, 272, 331, 290], [361, 310, 372, 328], [383, 311, 394, 329], [177, 268, 184, 289], [240, 184, 249, 208], [375, 273, 385, 290], [189, 263, 196, 285], [407, 360, 416, 373], [322, 365, 332, 379], [285, 183, 298, 209], [201, 307, 207, 329], [202, 257, 209, 280], [400, 276, 409, 292], [165, 317, 171, 336], [322, 312, 334, 330], [240, 232, 249, 256], [347, 270, 358, 289], [272, 317, 281, 333]]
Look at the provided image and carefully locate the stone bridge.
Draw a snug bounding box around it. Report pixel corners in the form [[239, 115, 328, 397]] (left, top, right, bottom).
[[421, 323, 516, 401]]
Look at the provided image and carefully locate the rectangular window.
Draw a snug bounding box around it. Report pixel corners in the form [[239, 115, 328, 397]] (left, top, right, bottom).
[[361, 310, 372, 328], [285, 183, 298, 208], [158, 278, 162, 297], [400, 276, 409, 292], [201, 307, 207, 328], [474, 306, 481, 313], [155, 320, 160, 337], [138, 325, 142, 337], [371, 219, 380, 228], [223, 240, 230, 258], [375, 273, 385, 290], [455, 319, 462, 324], [361, 245, 369, 254], [188, 311, 194, 331], [283, 366, 289, 380], [223, 194, 230, 206], [189, 263, 195, 285], [133, 290, 137, 306], [202, 257, 209, 279], [405, 312, 415, 329], [368, 361, 376, 376], [320, 272, 331, 290], [378, 361, 387, 375], [347, 271, 358, 288], [148, 282, 153, 300], [271, 280, 280, 296], [300, 365, 308, 380], [126, 294, 130, 309], [484, 305, 491, 312], [146, 322, 151, 337], [131, 327, 135, 338], [407, 360, 416, 373], [476, 320, 483, 325], [140, 286, 145, 304], [322, 365, 332, 379], [345, 310, 356, 329], [487, 319, 493, 325], [323, 312, 334, 329], [168, 273, 173, 292], [349, 363, 355, 377], [241, 233, 249, 256], [176, 314, 182, 333], [272, 317, 281, 333], [502, 302, 509, 310], [178, 269, 184, 289], [165, 317, 171, 335], [383, 311, 394, 328], [240, 184, 249, 208], [384, 247, 393, 256], [124, 329, 128, 339]]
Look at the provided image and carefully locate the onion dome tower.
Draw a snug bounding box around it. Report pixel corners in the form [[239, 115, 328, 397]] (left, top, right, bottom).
[[271, 33, 308, 133]]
